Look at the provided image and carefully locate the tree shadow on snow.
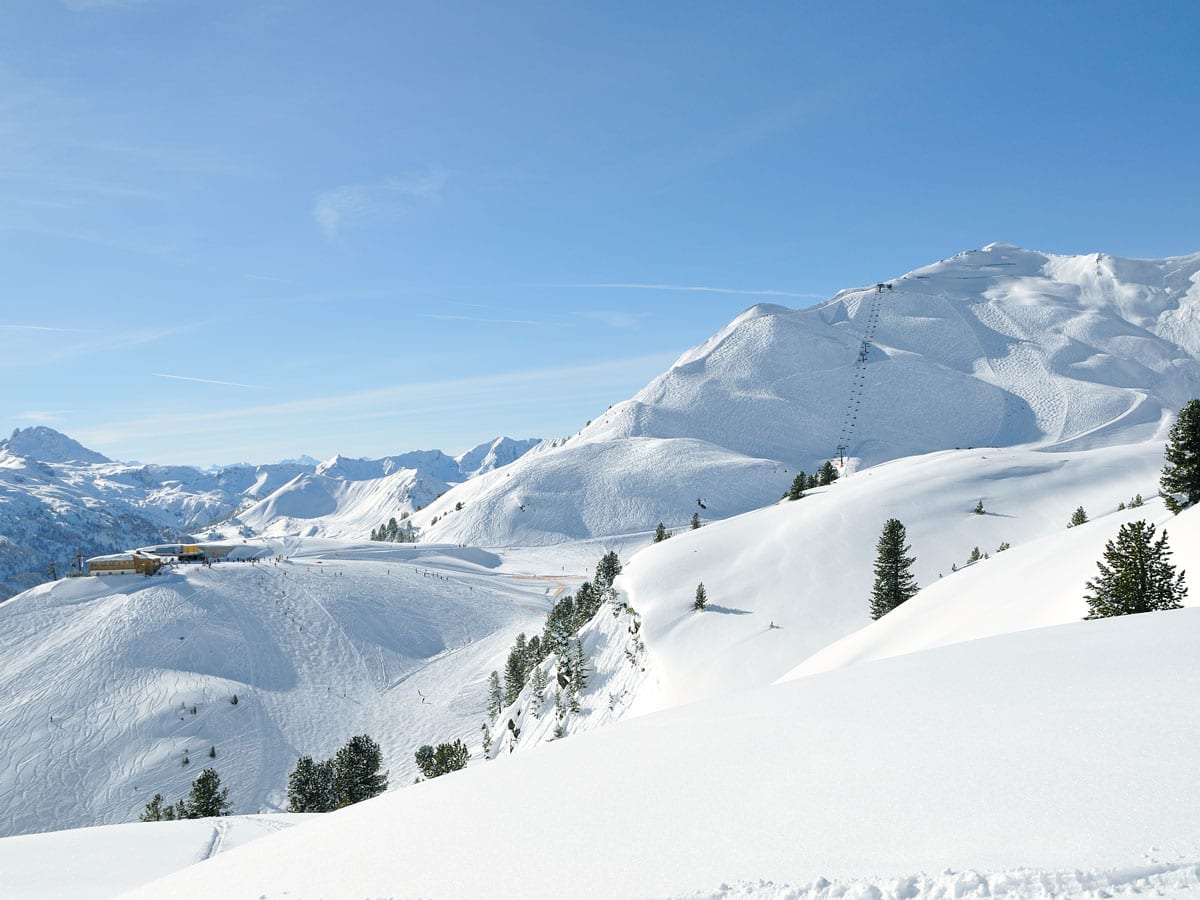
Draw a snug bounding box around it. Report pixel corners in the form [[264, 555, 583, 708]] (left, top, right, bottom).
[[706, 605, 752, 615]]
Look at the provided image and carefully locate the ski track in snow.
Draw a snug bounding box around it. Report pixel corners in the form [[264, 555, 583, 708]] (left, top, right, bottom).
[[0, 545, 555, 837]]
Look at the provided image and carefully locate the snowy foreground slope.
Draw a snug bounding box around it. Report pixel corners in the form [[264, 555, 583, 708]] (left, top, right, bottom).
[[0, 814, 309, 900], [411, 243, 1200, 546], [0, 540, 559, 837], [122, 601, 1200, 899]]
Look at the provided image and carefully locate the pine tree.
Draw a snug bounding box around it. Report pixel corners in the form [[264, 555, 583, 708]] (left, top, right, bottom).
[[693, 582, 707, 611], [996, 541, 1010, 553], [805, 473, 819, 489], [568, 638, 587, 702], [1083, 520, 1187, 618], [1161, 398, 1200, 512], [433, 739, 470, 776], [691, 513, 701, 530], [525, 634, 542, 672], [869, 518, 918, 619], [503, 642, 526, 706], [414, 744, 436, 780], [653, 522, 670, 542], [787, 473, 806, 501], [486, 670, 502, 718], [554, 688, 568, 721], [574, 581, 600, 621], [185, 768, 232, 818], [530, 665, 549, 712], [818, 461, 839, 486], [287, 755, 338, 813], [481, 722, 493, 755], [415, 740, 470, 778], [140, 793, 170, 822], [595, 551, 622, 591], [333, 734, 388, 806], [1068, 506, 1088, 527], [973, 499, 985, 515], [967, 546, 982, 564]]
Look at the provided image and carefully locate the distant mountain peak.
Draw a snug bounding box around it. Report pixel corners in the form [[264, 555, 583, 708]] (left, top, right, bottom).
[[1, 427, 110, 465]]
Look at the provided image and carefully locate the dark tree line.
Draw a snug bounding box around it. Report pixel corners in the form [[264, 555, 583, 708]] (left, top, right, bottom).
[[486, 551, 621, 731], [287, 734, 388, 813], [141, 768, 232, 821], [370, 516, 417, 543]]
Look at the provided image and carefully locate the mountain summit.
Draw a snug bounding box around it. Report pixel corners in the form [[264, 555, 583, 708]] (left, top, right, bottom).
[[408, 244, 1200, 546], [0, 427, 110, 465]]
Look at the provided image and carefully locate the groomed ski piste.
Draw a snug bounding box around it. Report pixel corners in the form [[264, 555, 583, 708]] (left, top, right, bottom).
[[1, 244, 1199, 897]]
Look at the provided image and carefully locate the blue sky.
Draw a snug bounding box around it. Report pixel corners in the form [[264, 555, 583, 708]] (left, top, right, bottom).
[[3, 1, 1198, 466]]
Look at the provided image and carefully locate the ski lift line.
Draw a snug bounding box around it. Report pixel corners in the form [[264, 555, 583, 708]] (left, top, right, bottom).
[[834, 280, 887, 466]]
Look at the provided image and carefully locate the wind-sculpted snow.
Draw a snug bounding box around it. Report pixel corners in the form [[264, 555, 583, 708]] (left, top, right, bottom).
[[0, 540, 553, 837], [415, 244, 1200, 545], [693, 863, 1200, 899]]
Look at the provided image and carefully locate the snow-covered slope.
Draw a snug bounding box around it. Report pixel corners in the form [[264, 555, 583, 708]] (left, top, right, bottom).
[[783, 500, 1200, 682], [0, 814, 308, 900], [615, 440, 1176, 715], [120, 605, 1200, 899], [229, 436, 542, 541], [0, 540, 558, 837], [413, 244, 1200, 546]]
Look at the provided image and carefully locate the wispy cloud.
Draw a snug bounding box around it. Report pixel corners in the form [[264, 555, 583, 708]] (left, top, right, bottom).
[[18, 410, 71, 423], [540, 282, 824, 299], [576, 310, 649, 330], [0, 325, 180, 369], [0, 323, 87, 333], [152, 373, 259, 389], [425, 314, 540, 326], [77, 353, 676, 450], [314, 169, 448, 238]]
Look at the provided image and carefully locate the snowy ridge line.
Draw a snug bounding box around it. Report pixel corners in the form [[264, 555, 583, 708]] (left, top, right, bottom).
[[689, 861, 1200, 899], [409, 244, 1200, 547]]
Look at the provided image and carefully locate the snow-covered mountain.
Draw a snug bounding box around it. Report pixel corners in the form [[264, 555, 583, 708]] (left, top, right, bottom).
[[0, 430, 538, 599], [229, 437, 543, 540], [409, 244, 1200, 546], [2, 244, 1199, 897], [0, 426, 110, 466]]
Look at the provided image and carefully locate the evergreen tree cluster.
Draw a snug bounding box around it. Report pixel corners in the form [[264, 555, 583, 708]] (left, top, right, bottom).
[[414, 739, 470, 779], [140, 768, 232, 822], [785, 462, 839, 500], [1084, 520, 1187, 619], [286, 734, 388, 813], [1068, 506, 1088, 527], [1161, 398, 1200, 513], [370, 516, 417, 543], [654, 522, 671, 542], [483, 552, 620, 740]]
